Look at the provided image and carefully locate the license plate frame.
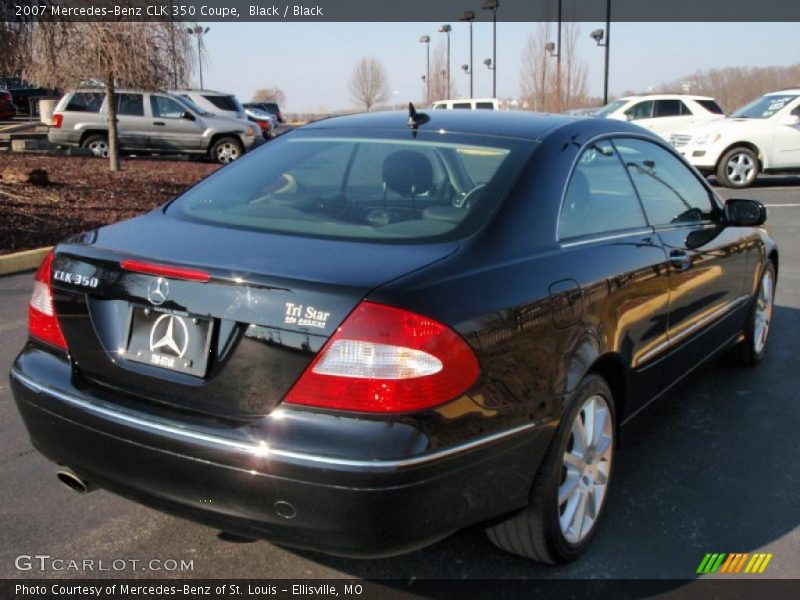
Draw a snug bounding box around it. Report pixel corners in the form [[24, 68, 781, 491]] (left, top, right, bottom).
[[124, 306, 213, 377]]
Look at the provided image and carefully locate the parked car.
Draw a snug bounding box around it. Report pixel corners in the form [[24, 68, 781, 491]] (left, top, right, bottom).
[[244, 106, 277, 138], [595, 94, 725, 140], [0, 77, 57, 116], [172, 89, 247, 121], [0, 89, 17, 119], [671, 89, 800, 188], [48, 89, 260, 164], [244, 101, 285, 124], [12, 110, 776, 564], [432, 98, 500, 110]]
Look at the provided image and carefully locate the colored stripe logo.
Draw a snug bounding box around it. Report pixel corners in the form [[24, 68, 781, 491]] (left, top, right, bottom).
[[697, 552, 773, 574]]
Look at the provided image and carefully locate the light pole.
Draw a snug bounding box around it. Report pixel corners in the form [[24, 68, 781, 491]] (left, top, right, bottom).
[[590, 0, 612, 105], [459, 11, 475, 99], [186, 25, 210, 89], [481, 0, 499, 98], [419, 35, 431, 104], [438, 24, 452, 99]]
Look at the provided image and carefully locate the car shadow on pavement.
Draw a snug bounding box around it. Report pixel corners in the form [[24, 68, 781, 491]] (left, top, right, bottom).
[[282, 305, 799, 585]]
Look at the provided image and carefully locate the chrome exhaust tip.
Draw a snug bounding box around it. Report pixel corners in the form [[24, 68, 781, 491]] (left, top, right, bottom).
[[56, 468, 96, 494]]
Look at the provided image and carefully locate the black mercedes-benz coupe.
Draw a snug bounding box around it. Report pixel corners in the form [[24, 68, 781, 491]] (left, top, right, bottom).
[[10, 109, 777, 563]]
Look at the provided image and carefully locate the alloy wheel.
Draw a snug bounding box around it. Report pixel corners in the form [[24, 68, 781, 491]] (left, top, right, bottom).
[[88, 140, 109, 158], [726, 153, 756, 186], [216, 143, 240, 163], [558, 394, 614, 544], [754, 268, 774, 354]]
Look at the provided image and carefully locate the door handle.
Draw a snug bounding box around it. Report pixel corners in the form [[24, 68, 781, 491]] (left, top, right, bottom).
[[669, 249, 692, 272], [153, 121, 165, 126]]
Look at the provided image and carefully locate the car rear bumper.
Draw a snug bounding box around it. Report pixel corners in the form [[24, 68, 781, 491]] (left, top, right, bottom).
[[10, 348, 552, 557], [47, 129, 80, 146]]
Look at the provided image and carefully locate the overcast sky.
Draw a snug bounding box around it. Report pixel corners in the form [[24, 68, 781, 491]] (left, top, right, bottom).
[[195, 22, 800, 113]]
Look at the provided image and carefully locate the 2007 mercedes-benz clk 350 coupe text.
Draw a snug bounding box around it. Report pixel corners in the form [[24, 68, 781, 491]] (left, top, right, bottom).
[[10, 109, 777, 563]]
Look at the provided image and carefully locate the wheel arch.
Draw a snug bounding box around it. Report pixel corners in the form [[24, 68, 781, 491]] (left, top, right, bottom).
[[79, 129, 108, 146], [716, 141, 765, 171], [586, 353, 627, 438]]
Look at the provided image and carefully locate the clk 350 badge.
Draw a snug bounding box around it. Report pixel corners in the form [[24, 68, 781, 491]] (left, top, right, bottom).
[[284, 302, 330, 329], [53, 270, 99, 288]]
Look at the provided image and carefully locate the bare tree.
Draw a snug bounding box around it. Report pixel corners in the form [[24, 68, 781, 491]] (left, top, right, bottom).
[[24, 18, 193, 171], [348, 57, 390, 111], [520, 22, 551, 111], [519, 22, 589, 113], [654, 63, 800, 113], [253, 87, 286, 105], [427, 42, 457, 103]]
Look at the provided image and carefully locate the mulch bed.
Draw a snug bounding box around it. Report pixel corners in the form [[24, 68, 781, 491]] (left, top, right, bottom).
[[0, 155, 220, 254]]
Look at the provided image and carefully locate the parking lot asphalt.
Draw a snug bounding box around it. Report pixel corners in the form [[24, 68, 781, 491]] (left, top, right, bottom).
[[0, 179, 798, 582]]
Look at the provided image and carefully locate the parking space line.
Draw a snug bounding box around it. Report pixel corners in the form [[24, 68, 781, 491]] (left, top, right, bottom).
[[764, 203, 800, 207]]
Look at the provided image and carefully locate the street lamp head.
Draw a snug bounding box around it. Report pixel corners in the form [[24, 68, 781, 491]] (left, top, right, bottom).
[[204, 27, 210, 34], [481, 0, 499, 10], [459, 10, 475, 21], [419, 35, 430, 43], [544, 42, 556, 54], [421, 75, 426, 81], [591, 29, 605, 43], [483, 58, 492, 68], [438, 24, 452, 33], [461, 64, 469, 73]]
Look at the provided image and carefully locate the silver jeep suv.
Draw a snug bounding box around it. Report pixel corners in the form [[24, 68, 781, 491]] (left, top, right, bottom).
[[48, 89, 261, 163]]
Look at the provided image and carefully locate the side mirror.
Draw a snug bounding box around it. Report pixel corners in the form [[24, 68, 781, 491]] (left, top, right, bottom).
[[724, 198, 766, 227], [779, 114, 800, 126], [181, 111, 195, 121]]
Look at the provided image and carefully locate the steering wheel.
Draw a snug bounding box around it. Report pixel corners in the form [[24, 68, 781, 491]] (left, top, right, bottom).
[[453, 184, 487, 210]]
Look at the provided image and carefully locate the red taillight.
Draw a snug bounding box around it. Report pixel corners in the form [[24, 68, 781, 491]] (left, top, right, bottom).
[[51, 113, 63, 128], [284, 302, 479, 413], [256, 119, 269, 131], [120, 259, 210, 282], [29, 251, 67, 350]]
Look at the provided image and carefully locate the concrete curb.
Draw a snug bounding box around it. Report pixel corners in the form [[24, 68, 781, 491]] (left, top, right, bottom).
[[0, 246, 52, 277]]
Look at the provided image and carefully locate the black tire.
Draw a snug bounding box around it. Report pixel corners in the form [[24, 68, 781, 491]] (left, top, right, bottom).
[[210, 136, 244, 164], [716, 146, 759, 188], [81, 134, 109, 158], [731, 261, 776, 366], [486, 374, 616, 563]]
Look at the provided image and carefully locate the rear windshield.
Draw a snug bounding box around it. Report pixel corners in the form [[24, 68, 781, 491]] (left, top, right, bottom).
[[696, 99, 724, 114], [169, 129, 534, 243]]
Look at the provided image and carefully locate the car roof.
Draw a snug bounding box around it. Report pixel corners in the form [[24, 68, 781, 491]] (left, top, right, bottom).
[[171, 89, 233, 96], [618, 94, 716, 102], [299, 110, 599, 141]]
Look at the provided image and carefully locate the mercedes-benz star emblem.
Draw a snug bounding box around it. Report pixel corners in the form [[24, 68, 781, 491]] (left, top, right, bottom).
[[147, 277, 169, 306], [149, 314, 189, 358]]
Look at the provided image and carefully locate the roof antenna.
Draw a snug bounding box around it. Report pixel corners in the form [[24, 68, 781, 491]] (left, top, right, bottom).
[[408, 102, 429, 129]]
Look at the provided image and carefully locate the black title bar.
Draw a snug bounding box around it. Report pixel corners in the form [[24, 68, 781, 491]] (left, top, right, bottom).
[[5, 0, 800, 22]]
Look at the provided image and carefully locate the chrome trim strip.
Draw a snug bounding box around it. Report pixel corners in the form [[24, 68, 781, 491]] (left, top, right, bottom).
[[10, 370, 540, 470], [634, 294, 750, 367], [559, 229, 654, 248]]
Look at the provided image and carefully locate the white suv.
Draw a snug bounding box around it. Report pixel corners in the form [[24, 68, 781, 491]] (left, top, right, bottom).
[[595, 94, 724, 140], [671, 89, 800, 188]]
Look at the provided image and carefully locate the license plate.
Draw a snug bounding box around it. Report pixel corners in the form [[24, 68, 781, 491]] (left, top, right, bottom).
[[124, 306, 213, 377]]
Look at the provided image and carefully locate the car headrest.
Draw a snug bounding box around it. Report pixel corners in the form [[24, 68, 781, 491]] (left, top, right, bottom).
[[382, 150, 434, 196]]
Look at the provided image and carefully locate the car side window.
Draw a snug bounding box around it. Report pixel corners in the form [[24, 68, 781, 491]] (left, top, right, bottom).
[[654, 99, 683, 118], [558, 140, 648, 240], [65, 92, 105, 113], [625, 100, 653, 121], [614, 138, 715, 227], [117, 93, 144, 117], [150, 95, 186, 119]]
